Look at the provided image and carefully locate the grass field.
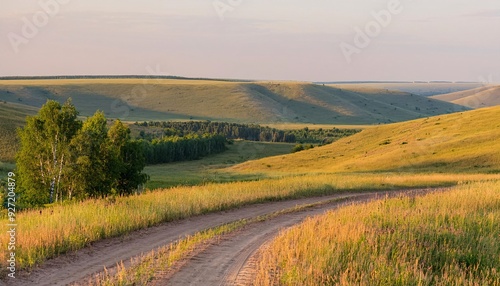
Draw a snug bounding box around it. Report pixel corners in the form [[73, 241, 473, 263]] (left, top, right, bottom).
[[255, 180, 500, 285], [90, 196, 352, 285], [145, 140, 294, 189], [431, 85, 500, 108], [3, 173, 496, 274], [0, 102, 37, 162], [0, 80, 496, 283], [0, 79, 466, 124], [328, 82, 484, 97], [232, 106, 500, 174]]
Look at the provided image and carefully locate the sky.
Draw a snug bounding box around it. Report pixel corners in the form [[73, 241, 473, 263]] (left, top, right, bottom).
[[1, 0, 499, 82]]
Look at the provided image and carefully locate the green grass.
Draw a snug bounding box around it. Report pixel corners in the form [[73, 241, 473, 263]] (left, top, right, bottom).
[[256, 180, 500, 285], [0, 79, 466, 124], [233, 106, 500, 174], [0, 102, 37, 162], [145, 140, 294, 189]]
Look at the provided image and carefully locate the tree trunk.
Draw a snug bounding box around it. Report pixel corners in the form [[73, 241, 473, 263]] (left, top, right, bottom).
[[56, 154, 65, 203]]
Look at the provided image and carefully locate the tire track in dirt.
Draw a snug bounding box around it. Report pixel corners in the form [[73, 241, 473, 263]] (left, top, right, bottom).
[[164, 188, 439, 286], [5, 192, 377, 286]]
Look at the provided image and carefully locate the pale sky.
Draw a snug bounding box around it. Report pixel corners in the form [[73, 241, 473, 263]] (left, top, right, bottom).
[[1, 0, 499, 82]]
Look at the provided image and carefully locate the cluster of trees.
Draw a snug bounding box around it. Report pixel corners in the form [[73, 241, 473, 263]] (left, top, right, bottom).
[[136, 121, 294, 142], [135, 121, 360, 144], [291, 144, 316, 153], [17, 100, 148, 207], [290, 127, 360, 144], [140, 134, 227, 165]]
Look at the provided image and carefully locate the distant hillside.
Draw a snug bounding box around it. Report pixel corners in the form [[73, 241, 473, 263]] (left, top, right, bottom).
[[431, 85, 500, 108], [0, 102, 37, 162], [232, 106, 500, 174], [0, 79, 467, 124], [327, 82, 483, 97]]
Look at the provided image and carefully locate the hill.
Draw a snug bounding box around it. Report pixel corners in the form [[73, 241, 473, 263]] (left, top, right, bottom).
[[231, 106, 500, 174], [0, 102, 37, 162], [326, 82, 483, 96], [431, 85, 500, 108], [0, 79, 467, 124]]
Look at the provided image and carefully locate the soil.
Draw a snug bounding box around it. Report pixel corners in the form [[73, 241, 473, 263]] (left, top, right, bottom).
[[4, 188, 439, 286]]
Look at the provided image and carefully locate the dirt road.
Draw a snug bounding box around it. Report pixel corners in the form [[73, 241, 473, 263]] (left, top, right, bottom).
[[164, 193, 379, 286], [6, 189, 436, 286], [164, 189, 438, 286]]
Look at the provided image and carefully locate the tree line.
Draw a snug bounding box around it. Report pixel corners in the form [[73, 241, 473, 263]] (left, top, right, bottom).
[[135, 121, 360, 144], [16, 100, 148, 207], [140, 134, 227, 165]]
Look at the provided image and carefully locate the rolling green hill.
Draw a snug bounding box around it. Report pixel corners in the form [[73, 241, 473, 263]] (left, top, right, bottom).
[[431, 85, 500, 108], [0, 79, 468, 124], [0, 102, 37, 162], [231, 106, 500, 174]]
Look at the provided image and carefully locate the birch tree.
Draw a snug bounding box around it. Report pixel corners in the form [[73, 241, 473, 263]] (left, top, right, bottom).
[[16, 99, 80, 206]]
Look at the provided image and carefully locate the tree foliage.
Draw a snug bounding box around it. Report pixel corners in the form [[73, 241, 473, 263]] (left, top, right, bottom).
[[16, 99, 81, 206], [16, 100, 148, 207], [140, 134, 227, 165], [135, 121, 360, 144]]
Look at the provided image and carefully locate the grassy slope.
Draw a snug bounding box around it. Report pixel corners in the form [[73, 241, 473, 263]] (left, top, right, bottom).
[[145, 140, 294, 189], [431, 85, 500, 108], [0, 102, 37, 162], [256, 181, 500, 285], [232, 106, 500, 174], [329, 82, 483, 97], [0, 79, 467, 124]]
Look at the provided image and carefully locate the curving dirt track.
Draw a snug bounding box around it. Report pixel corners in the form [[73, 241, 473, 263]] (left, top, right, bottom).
[[163, 193, 378, 286], [164, 189, 438, 286], [4, 189, 438, 286]]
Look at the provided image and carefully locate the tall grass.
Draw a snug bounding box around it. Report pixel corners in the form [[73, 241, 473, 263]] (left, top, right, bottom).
[[88, 196, 352, 285], [2, 173, 494, 273], [255, 181, 500, 285], [89, 221, 246, 286]]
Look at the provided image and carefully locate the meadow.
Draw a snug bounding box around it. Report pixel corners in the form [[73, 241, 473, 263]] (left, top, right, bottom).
[[145, 140, 294, 189], [255, 180, 500, 285], [2, 173, 496, 274], [0, 78, 464, 124], [328, 82, 483, 97], [0, 102, 36, 162], [431, 85, 500, 108], [233, 106, 500, 174], [89, 196, 352, 285], [0, 79, 498, 284]]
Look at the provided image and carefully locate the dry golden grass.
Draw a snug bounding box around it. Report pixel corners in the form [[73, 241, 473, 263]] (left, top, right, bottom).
[[88, 195, 353, 285], [431, 85, 500, 108], [256, 180, 500, 285], [89, 220, 246, 286], [233, 106, 500, 174], [328, 82, 483, 97], [2, 173, 496, 273]]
